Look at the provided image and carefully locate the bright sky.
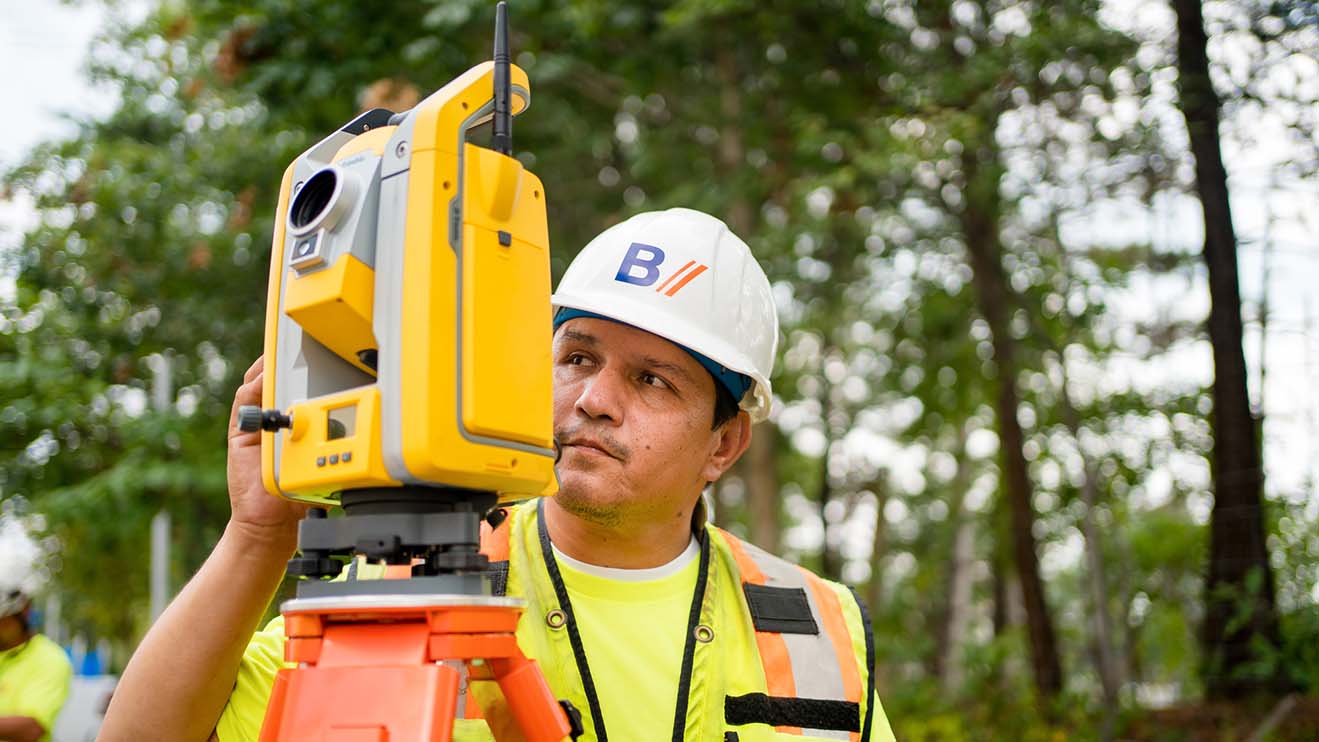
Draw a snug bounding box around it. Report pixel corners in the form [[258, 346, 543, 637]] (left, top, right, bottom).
[[0, 1, 118, 249], [0, 3, 119, 170]]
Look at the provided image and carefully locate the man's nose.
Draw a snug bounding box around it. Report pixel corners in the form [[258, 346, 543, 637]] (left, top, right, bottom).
[[574, 367, 625, 423]]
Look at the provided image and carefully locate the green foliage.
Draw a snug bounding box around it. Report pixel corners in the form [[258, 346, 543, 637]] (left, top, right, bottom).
[[886, 631, 1100, 740], [1276, 608, 1319, 692]]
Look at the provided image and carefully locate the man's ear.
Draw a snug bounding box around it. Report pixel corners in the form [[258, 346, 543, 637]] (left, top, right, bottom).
[[702, 411, 753, 483]]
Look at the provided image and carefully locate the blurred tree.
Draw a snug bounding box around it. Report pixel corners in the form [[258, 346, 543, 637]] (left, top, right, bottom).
[[1170, 0, 1285, 698], [874, 0, 1142, 702], [959, 118, 1065, 699], [0, 9, 294, 655]]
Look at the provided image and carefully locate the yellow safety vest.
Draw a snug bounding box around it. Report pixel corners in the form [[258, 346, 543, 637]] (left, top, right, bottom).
[[0, 633, 72, 742], [475, 502, 895, 742]]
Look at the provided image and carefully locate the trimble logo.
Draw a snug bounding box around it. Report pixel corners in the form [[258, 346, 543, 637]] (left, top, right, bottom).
[[614, 242, 708, 297]]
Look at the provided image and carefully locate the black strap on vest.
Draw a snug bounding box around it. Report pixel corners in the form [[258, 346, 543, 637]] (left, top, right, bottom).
[[741, 583, 818, 634], [724, 693, 860, 731], [536, 500, 609, 741], [668, 527, 710, 742], [849, 587, 876, 742], [535, 499, 709, 742]]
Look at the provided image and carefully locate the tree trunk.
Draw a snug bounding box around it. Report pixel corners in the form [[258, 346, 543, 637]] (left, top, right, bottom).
[[936, 426, 975, 693], [742, 426, 781, 553], [940, 514, 977, 693], [1171, 0, 1286, 699], [1035, 211, 1125, 714], [817, 442, 837, 580], [817, 381, 838, 580], [960, 140, 1064, 700], [991, 536, 1009, 640], [1056, 354, 1121, 736], [866, 476, 888, 620], [716, 48, 782, 554]]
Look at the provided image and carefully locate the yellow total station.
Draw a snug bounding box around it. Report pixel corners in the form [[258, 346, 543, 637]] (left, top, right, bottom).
[[247, 62, 551, 506], [241, 59, 556, 515]]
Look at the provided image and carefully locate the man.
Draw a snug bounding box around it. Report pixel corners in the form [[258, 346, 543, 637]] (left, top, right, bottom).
[[102, 208, 895, 741], [0, 517, 72, 742]]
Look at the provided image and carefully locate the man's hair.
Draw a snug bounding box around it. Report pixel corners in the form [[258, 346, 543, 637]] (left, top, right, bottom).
[[712, 382, 740, 430]]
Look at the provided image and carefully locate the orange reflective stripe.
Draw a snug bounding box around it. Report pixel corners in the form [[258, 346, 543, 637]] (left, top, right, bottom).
[[802, 570, 864, 741], [719, 528, 766, 584], [721, 531, 801, 733], [481, 512, 511, 562], [756, 631, 801, 734]]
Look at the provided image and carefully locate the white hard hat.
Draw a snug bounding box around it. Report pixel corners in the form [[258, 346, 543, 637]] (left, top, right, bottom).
[[551, 208, 778, 422], [0, 513, 51, 616]]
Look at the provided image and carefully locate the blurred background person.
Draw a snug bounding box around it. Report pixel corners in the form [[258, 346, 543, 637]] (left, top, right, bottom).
[[0, 514, 71, 742]]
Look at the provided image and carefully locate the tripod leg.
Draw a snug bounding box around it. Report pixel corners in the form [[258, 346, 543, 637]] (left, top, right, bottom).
[[488, 655, 574, 742]]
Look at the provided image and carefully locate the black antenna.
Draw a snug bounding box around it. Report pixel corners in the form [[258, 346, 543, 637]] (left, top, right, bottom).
[[492, 1, 512, 156]]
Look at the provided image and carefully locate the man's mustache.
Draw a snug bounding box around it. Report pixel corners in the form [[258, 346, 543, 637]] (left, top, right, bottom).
[[555, 426, 630, 462]]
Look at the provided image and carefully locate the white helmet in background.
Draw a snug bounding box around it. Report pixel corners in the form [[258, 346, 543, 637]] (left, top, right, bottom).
[[0, 513, 52, 616], [551, 208, 778, 422]]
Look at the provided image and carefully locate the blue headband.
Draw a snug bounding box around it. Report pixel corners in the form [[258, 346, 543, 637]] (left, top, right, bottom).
[[553, 308, 753, 403]]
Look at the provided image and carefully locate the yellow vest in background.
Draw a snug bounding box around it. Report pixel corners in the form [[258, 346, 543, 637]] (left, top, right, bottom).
[[0, 633, 73, 742]]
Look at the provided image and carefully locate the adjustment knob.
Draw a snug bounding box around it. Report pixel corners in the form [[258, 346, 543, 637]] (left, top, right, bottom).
[[286, 554, 343, 579], [237, 406, 292, 433], [237, 405, 263, 432]]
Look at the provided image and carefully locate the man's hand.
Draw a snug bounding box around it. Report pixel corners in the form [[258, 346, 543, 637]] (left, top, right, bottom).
[[0, 715, 45, 742], [226, 356, 309, 551]]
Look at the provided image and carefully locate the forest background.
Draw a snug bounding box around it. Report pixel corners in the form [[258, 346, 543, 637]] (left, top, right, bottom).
[[2, 0, 1317, 739]]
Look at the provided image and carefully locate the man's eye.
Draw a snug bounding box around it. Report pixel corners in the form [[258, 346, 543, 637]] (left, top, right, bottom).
[[564, 353, 590, 366], [640, 372, 668, 389]]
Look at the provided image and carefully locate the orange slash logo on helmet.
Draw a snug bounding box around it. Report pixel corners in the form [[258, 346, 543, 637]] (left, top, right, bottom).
[[653, 260, 708, 296], [614, 242, 708, 297]]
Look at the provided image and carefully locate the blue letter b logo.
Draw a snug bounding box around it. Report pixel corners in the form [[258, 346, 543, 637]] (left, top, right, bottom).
[[614, 242, 666, 287]]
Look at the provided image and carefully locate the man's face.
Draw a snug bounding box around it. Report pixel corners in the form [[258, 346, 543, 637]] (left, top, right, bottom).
[[552, 317, 736, 527], [0, 602, 29, 649]]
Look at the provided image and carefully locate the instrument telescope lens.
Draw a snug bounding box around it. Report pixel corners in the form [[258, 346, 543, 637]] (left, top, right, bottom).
[[289, 168, 340, 233]]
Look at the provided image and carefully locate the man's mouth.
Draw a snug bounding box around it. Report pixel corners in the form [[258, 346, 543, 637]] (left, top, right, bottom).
[[566, 443, 611, 459], [557, 433, 626, 461]]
